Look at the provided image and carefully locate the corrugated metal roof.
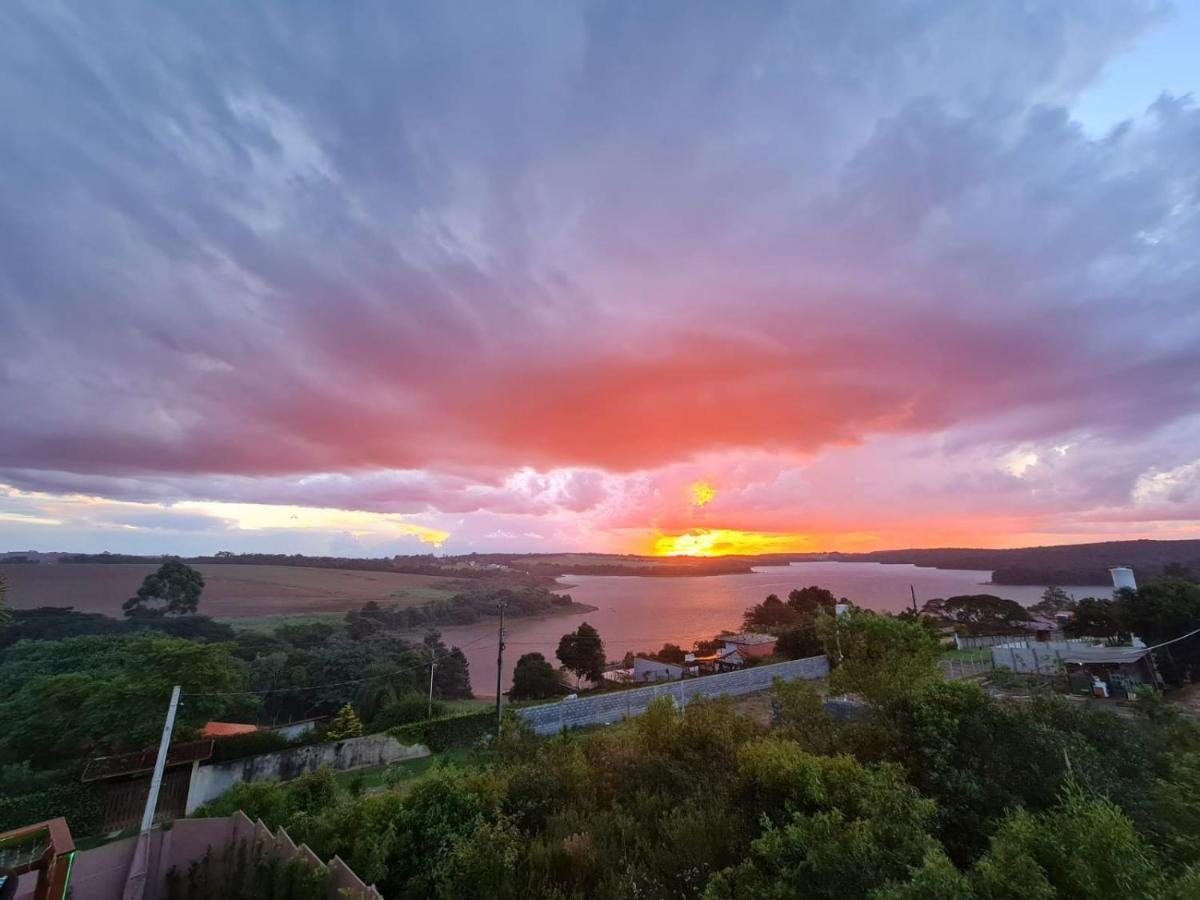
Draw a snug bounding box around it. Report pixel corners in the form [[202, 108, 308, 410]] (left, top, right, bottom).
[[720, 632, 776, 645], [81, 739, 214, 782], [1060, 646, 1150, 665]]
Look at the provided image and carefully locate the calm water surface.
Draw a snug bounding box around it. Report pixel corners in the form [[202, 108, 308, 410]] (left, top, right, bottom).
[[440, 562, 1109, 695]]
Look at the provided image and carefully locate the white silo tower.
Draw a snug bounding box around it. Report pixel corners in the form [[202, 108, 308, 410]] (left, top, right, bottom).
[[1109, 567, 1137, 592]]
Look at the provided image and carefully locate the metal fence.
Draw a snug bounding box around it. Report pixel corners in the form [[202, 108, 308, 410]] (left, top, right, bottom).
[[515, 655, 829, 736], [954, 632, 1065, 650], [939, 657, 994, 680]]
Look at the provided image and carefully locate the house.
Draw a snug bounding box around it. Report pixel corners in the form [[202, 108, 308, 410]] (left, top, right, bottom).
[[633, 656, 686, 683], [1059, 645, 1161, 696], [602, 666, 635, 684], [1019, 615, 1065, 642], [720, 632, 777, 658], [691, 649, 747, 674]]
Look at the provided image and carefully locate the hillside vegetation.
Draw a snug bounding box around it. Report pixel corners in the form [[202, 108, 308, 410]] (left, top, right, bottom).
[[190, 610, 1200, 899], [826, 538, 1200, 585]]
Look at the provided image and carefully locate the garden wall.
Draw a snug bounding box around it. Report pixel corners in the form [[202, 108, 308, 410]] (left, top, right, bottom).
[[516, 655, 829, 736]]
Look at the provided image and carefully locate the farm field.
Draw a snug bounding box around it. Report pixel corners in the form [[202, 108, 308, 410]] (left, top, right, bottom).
[[0, 562, 466, 619]]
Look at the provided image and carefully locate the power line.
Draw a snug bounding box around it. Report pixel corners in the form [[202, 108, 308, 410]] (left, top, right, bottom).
[[1146, 624, 1200, 651]]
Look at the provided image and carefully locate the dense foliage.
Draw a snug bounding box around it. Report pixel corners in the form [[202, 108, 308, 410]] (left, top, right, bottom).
[[829, 540, 1200, 586], [1063, 577, 1200, 680], [389, 710, 496, 752], [919, 594, 1031, 635], [345, 585, 577, 632], [0, 606, 235, 648], [191, 608, 1200, 898], [0, 565, 478, 838], [556, 622, 606, 685], [510, 652, 564, 700]]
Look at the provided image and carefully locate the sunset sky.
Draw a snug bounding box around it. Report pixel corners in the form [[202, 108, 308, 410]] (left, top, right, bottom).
[[2, 1, 1200, 556]]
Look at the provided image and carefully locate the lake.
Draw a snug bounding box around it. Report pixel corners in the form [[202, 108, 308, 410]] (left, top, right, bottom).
[[438, 561, 1110, 695]]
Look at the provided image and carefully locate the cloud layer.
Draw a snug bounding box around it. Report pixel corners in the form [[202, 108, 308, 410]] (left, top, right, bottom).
[[2, 0, 1198, 553]]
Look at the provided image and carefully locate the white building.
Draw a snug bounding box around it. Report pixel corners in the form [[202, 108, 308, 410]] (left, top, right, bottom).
[[633, 656, 685, 683]]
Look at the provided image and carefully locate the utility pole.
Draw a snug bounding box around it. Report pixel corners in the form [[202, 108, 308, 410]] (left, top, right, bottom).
[[427, 647, 437, 719], [495, 599, 508, 735], [122, 685, 181, 900], [910, 585, 918, 614]]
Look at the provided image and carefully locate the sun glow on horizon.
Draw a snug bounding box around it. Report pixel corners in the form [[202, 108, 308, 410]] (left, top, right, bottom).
[[650, 528, 814, 557]]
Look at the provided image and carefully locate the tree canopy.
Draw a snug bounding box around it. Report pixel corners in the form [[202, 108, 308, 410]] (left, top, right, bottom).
[[556, 622, 605, 685], [122, 559, 205, 617], [510, 653, 562, 700]]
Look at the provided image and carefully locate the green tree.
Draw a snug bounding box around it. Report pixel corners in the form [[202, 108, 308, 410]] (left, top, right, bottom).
[[1030, 586, 1075, 616], [510, 652, 562, 700], [654, 642, 688, 664], [871, 849, 977, 900], [772, 677, 838, 755], [787, 586, 837, 616], [775, 624, 823, 659], [556, 622, 605, 686], [817, 609, 942, 705], [122, 559, 205, 617], [326, 703, 363, 740], [972, 784, 1166, 900], [426, 632, 473, 699], [1117, 577, 1200, 644], [1064, 597, 1122, 639], [706, 740, 937, 899], [743, 593, 797, 630], [939, 595, 1029, 635], [0, 634, 243, 764], [435, 815, 524, 899]]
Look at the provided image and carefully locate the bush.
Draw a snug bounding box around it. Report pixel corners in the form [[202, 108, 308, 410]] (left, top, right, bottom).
[[209, 730, 291, 763], [371, 694, 446, 730], [390, 710, 495, 752], [195, 768, 336, 829], [0, 783, 102, 836]]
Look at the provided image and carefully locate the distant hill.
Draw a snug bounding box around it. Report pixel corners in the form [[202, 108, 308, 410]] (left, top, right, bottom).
[[821, 539, 1200, 585]]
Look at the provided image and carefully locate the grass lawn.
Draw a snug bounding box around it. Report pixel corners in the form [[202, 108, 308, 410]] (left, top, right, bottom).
[[334, 747, 477, 797]]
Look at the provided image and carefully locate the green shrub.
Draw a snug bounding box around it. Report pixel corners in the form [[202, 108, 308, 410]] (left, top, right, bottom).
[[208, 730, 291, 763], [0, 783, 102, 836], [390, 710, 495, 751], [371, 694, 446, 730], [195, 768, 336, 830]]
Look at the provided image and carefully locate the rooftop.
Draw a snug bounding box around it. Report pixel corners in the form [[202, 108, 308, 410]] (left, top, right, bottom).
[[721, 632, 777, 645]]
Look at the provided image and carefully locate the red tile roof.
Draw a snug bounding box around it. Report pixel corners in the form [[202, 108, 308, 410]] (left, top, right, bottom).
[[200, 721, 260, 738]]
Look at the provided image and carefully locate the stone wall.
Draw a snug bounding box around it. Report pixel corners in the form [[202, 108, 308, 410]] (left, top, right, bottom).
[[517, 655, 829, 736]]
